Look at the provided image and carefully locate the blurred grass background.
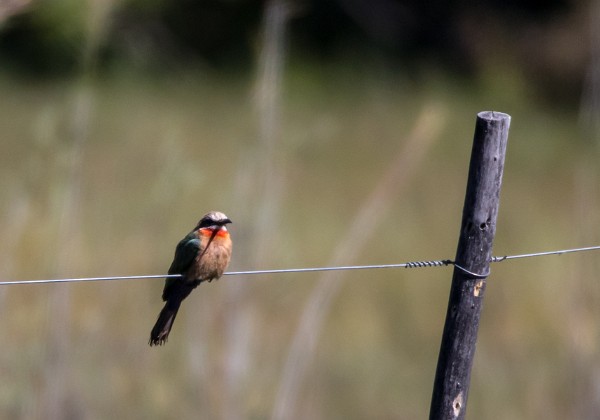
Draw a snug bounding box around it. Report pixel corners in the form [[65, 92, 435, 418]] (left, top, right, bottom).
[[0, 0, 599, 419]]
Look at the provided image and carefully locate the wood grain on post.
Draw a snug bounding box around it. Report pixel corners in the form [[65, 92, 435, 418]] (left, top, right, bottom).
[[429, 111, 511, 420]]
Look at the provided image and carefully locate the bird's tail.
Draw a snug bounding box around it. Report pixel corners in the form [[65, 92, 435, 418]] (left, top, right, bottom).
[[149, 300, 181, 346]]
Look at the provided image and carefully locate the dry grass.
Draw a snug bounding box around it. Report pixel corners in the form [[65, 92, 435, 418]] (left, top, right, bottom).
[[0, 64, 598, 419]]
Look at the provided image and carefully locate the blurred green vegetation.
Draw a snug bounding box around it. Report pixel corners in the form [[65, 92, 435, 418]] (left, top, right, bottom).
[[0, 1, 599, 420]]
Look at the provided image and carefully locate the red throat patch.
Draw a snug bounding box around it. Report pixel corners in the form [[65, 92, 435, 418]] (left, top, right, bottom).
[[199, 227, 229, 238]]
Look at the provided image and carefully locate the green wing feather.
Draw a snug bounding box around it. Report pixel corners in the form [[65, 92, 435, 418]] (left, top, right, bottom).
[[162, 231, 201, 301]]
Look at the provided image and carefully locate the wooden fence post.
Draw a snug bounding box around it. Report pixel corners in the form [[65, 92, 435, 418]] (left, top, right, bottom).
[[429, 111, 511, 419]]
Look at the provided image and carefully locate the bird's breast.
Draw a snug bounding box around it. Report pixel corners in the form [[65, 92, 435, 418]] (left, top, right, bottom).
[[192, 233, 232, 281]]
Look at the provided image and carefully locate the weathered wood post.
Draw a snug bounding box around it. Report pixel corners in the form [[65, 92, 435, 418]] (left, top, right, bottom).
[[429, 111, 511, 419]]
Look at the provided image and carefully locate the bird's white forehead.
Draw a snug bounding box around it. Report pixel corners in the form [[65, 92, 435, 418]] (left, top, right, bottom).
[[205, 211, 229, 221]]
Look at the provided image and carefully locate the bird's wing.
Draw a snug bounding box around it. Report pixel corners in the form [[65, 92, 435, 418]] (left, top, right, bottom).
[[162, 232, 200, 301]]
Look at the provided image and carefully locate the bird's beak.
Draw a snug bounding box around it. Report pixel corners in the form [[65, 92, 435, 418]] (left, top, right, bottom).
[[223, 218, 232, 225]]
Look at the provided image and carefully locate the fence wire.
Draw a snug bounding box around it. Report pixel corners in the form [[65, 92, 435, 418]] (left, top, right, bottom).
[[1, 245, 599, 286]]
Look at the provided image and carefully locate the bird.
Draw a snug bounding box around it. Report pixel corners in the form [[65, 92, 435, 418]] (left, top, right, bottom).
[[149, 211, 232, 346]]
